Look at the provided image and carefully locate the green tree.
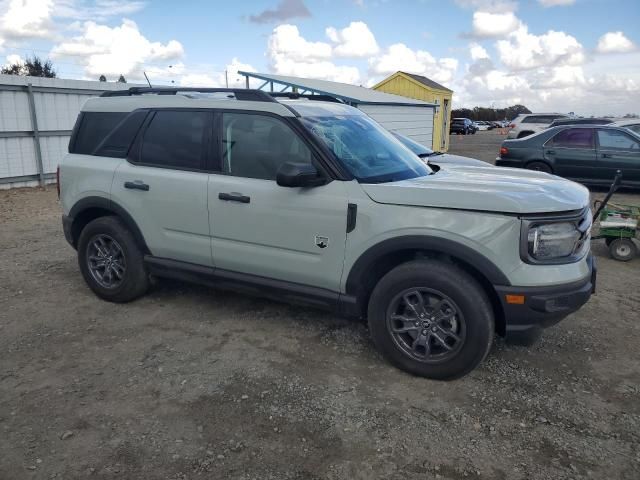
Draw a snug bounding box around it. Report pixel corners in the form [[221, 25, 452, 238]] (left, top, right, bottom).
[[117, 75, 127, 83], [99, 75, 107, 82], [1, 55, 57, 78]]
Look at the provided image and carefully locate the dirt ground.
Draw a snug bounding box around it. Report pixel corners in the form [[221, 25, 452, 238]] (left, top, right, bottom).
[[1, 132, 639, 480]]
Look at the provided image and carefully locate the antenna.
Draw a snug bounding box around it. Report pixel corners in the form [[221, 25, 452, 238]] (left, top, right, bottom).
[[143, 71, 152, 88]]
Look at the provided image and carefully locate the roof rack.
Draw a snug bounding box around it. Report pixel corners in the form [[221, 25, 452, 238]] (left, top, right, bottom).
[[269, 92, 344, 104], [100, 87, 277, 103]]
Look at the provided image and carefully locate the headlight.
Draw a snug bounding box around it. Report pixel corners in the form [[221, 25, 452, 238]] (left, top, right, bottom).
[[522, 211, 591, 263]]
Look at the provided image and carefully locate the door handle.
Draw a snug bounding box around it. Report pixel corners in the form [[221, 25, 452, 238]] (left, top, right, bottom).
[[601, 153, 612, 158], [545, 150, 555, 155], [218, 192, 250, 203], [124, 181, 149, 191]]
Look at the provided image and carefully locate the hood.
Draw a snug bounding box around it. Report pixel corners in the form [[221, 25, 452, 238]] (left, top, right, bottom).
[[429, 153, 490, 167], [361, 166, 590, 214]]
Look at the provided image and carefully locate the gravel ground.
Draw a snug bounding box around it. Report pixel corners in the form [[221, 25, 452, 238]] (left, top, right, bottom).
[[1, 133, 639, 479]]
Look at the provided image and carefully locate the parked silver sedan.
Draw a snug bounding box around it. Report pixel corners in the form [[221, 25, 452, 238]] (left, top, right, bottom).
[[391, 132, 492, 167]]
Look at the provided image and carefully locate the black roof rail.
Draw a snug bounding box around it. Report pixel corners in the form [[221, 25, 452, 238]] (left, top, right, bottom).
[[100, 87, 277, 103], [269, 92, 344, 104]]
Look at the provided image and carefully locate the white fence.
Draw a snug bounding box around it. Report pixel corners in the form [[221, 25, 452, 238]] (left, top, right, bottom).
[[0, 75, 136, 189]]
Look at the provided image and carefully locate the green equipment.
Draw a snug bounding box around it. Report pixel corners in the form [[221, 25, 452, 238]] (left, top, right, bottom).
[[592, 172, 639, 262]]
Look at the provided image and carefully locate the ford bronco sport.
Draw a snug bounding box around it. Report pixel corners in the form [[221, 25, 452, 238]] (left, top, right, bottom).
[[59, 87, 596, 380]]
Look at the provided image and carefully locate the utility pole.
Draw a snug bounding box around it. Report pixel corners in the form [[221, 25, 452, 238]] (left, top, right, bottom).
[[225, 70, 228, 88]]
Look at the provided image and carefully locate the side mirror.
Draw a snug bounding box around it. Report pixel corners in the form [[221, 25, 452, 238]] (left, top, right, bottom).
[[276, 162, 326, 187]]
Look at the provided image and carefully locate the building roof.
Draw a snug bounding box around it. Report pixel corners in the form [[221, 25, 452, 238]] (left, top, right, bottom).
[[399, 72, 453, 93], [238, 71, 435, 107]]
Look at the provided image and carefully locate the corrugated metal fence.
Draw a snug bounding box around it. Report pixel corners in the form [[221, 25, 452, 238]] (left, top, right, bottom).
[[0, 75, 135, 189]]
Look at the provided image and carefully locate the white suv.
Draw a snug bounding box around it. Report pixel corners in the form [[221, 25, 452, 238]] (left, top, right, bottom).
[[59, 87, 596, 380], [507, 113, 570, 139]]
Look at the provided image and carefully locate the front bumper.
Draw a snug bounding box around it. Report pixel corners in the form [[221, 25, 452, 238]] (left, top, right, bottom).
[[495, 254, 596, 342]]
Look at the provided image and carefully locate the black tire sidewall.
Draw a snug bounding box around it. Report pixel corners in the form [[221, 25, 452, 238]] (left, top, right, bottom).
[[526, 161, 552, 174], [367, 260, 494, 380], [77, 216, 149, 302], [609, 238, 636, 261]]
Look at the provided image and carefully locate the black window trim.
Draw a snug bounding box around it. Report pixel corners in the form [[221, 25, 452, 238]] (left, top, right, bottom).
[[595, 127, 640, 153], [544, 127, 595, 150], [127, 108, 214, 173]]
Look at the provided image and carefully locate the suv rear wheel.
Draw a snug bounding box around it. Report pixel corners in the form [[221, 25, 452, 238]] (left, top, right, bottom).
[[77, 216, 149, 302], [367, 259, 494, 380]]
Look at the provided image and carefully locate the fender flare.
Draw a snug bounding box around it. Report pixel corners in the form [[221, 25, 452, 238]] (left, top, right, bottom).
[[345, 235, 511, 296], [68, 196, 149, 252]]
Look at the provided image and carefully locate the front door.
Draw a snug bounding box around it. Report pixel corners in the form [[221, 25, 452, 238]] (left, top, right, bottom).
[[544, 128, 598, 182], [111, 110, 213, 266], [207, 112, 349, 292], [595, 128, 640, 184]]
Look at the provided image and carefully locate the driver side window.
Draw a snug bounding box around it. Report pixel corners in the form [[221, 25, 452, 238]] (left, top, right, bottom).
[[222, 113, 313, 180], [597, 129, 639, 151]]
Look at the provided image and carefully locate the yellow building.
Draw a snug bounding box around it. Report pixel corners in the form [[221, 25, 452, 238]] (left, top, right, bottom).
[[373, 71, 453, 152]]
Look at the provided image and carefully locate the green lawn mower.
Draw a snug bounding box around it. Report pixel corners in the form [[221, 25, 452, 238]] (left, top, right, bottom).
[[592, 172, 639, 262]]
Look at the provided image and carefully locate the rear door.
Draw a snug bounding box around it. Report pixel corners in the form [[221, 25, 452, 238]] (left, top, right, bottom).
[[595, 128, 640, 184], [207, 111, 349, 292], [544, 128, 597, 182], [111, 109, 213, 266]]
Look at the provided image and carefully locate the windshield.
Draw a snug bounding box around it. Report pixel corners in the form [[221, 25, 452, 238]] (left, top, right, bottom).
[[300, 115, 432, 183]]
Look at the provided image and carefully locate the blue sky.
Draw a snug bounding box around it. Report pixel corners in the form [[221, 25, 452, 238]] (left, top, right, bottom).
[[1, 0, 639, 115]]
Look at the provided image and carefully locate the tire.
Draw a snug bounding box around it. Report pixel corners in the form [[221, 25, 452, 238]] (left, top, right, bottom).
[[472, 129, 476, 135], [367, 259, 494, 380], [525, 161, 552, 174], [77, 216, 149, 302], [609, 238, 636, 262]]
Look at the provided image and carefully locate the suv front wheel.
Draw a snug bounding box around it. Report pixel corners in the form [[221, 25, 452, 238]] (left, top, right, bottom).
[[77, 216, 150, 303], [367, 259, 494, 380]]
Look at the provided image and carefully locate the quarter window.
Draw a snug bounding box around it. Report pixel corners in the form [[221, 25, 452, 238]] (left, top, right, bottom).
[[222, 113, 313, 180], [551, 128, 594, 148], [597, 129, 640, 151], [139, 111, 209, 170], [71, 112, 127, 154]]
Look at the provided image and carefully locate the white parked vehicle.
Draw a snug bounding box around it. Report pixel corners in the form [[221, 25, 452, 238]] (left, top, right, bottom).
[[475, 121, 490, 131], [507, 113, 570, 139], [611, 119, 640, 135]]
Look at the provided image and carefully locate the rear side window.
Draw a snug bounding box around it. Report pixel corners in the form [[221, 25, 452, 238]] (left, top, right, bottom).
[[522, 115, 564, 124], [138, 111, 209, 170], [551, 128, 594, 148], [71, 112, 127, 154]]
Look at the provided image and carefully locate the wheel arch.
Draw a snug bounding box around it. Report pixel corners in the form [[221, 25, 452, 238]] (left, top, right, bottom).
[[68, 196, 150, 254], [345, 236, 511, 335]]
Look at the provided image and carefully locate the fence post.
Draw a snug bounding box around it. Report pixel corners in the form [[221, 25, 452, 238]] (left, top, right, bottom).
[[26, 83, 45, 187]]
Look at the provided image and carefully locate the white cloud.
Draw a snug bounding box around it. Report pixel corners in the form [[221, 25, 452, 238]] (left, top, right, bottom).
[[496, 25, 584, 70], [50, 19, 184, 78], [471, 11, 521, 38], [538, 0, 575, 6], [326, 21, 379, 58], [0, 0, 55, 40], [267, 24, 331, 62], [469, 42, 489, 60], [596, 31, 636, 54], [369, 43, 458, 85], [454, 0, 517, 13], [266, 24, 360, 83]]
